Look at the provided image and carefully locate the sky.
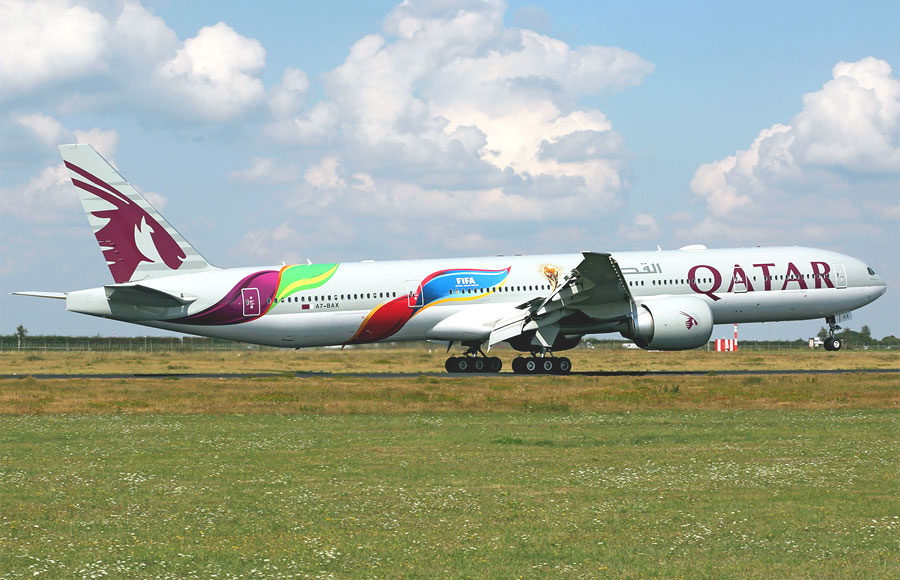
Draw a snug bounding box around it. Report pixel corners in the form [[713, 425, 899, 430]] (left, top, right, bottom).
[[1, 0, 898, 342]]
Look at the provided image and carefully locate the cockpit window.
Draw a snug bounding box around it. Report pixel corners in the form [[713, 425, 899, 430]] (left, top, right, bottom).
[[867, 267, 876, 275]]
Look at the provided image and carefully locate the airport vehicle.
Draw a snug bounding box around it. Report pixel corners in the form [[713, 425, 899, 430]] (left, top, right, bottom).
[[13, 145, 888, 373]]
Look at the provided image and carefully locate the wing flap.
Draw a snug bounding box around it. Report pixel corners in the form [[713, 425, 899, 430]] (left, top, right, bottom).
[[489, 252, 635, 347]]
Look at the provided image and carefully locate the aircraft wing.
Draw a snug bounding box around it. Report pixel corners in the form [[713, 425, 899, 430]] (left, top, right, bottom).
[[489, 252, 634, 348]]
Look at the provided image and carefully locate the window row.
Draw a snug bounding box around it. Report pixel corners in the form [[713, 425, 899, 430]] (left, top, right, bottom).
[[448, 284, 552, 295], [626, 273, 833, 287], [267, 291, 398, 305]]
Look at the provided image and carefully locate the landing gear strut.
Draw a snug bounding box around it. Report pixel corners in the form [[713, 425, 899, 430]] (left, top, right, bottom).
[[445, 344, 502, 374], [511, 352, 572, 375], [823, 316, 843, 351]]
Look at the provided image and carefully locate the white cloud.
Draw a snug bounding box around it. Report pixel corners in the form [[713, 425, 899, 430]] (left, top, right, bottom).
[[688, 57, 900, 243], [0, 164, 75, 222], [268, 67, 310, 119], [0, 121, 171, 223], [303, 157, 345, 190], [230, 157, 300, 185], [109, 0, 179, 70], [236, 217, 355, 264], [71, 128, 119, 161], [0, 1, 266, 121], [792, 57, 900, 172], [155, 22, 266, 120], [617, 213, 660, 242], [15, 113, 68, 147], [0, 0, 108, 100], [271, 0, 652, 223]]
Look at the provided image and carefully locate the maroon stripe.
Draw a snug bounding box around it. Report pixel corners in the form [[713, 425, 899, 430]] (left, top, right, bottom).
[[64, 161, 131, 205], [70, 178, 123, 210]]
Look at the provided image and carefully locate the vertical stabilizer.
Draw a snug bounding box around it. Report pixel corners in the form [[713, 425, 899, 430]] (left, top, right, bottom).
[[58, 144, 216, 283]]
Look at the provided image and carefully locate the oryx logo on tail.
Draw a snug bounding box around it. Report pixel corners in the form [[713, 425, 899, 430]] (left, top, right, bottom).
[[65, 160, 186, 283]]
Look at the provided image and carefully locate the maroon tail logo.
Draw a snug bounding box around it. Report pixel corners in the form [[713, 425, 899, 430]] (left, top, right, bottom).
[[680, 311, 699, 330], [65, 161, 185, 283]]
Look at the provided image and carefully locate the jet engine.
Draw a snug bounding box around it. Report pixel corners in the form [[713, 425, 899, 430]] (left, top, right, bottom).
[[623, 296, 713, 350]]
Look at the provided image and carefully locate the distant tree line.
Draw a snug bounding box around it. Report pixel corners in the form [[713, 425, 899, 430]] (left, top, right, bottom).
[[816, 325, 899, 347], [4, 325, 897, 351]]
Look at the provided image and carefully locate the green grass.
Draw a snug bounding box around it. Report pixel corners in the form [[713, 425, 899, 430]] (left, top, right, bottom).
[[2, 411, 898, 579]]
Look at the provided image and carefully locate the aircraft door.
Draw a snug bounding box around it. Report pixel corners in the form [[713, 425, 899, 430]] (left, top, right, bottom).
[[406, 280, 424, 307], [731, 270, 748, 293], [833, 264, 847, 288]]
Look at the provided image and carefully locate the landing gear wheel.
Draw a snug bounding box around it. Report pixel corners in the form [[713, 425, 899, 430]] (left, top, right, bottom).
[[455, 357, 470, 373], [541, 358, 555, 373], [445, 357, 458, 373], [557, 357, 572, 374], [488, 357, 502, 373], [524, 357, 539, 374], [826, 337, 842, 351], [471, 357, 486, 373], [512, 358, 526, 374]]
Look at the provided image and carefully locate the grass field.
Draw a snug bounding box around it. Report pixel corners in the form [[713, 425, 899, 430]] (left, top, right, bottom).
[[3, 347, 899, 376], [1, 348, 898, 579]]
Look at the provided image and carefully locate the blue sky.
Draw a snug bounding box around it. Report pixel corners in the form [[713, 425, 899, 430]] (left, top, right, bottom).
[[1, 0, 898, 341]]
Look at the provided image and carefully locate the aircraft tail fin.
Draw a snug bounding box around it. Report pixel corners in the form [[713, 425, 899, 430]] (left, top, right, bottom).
[[58, 144, 217, 283]]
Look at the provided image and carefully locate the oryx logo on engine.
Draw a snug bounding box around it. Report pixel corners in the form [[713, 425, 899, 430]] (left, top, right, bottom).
[[680, 311, 699, 330]]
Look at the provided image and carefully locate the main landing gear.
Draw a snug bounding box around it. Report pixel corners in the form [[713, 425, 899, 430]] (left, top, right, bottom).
[[445, 344, 502, 374], [511, 354, 572, 375], [444, 343, 573, 374], [823, 315, 843, 352]]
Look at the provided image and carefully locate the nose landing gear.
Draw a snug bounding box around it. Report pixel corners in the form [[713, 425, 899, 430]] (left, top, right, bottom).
[[823, 315, 843, 351]]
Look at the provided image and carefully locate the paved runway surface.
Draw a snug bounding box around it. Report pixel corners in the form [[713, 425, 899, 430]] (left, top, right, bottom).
[[4, 368, 898, 380]]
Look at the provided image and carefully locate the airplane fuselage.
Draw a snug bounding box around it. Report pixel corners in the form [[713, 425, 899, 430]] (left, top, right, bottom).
[[16, 144, 887, 374], [63, 246, 885, 349]]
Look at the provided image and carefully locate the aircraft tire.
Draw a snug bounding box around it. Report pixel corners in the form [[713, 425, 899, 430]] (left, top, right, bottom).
[[445, 357, 458, 373], [541, 359, 555, 373], [472, 357, 486, 373], [828, 337, 842, 351], [524, 357, 539, 374], [512, 358, 525, 374], [489, 357, 502, 373], [557, 357, 572, 374]]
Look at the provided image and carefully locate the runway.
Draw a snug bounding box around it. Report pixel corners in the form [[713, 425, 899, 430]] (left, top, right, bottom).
[[4, 368, 898, 380]]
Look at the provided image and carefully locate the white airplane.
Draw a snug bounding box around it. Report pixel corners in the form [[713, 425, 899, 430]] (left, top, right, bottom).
[[13, 144, 888, 373]]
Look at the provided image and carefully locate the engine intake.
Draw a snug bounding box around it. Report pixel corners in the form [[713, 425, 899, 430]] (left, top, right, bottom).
[[624, 296, 713, 350]]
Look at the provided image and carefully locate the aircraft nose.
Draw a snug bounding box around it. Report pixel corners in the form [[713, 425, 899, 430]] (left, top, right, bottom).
[[870, 277, 887, 299]]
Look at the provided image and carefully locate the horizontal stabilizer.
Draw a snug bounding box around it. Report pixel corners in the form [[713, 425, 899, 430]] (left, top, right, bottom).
[[10, 291, 66, 300], [104, 283, 196, 307]]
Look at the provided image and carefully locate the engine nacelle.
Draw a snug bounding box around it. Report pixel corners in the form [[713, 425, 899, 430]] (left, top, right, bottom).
[[623, 296, 713, 350]]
